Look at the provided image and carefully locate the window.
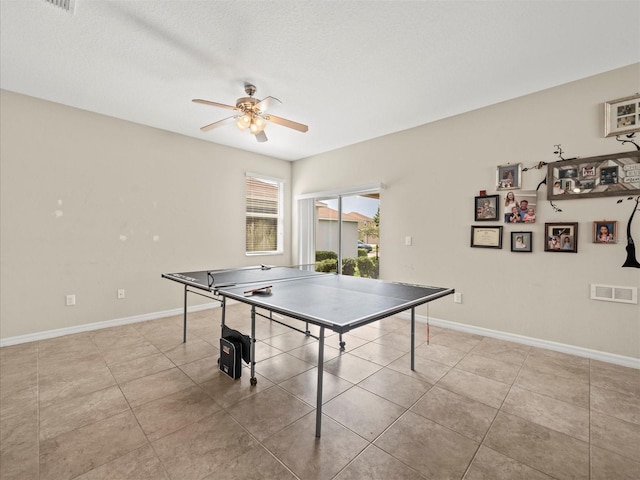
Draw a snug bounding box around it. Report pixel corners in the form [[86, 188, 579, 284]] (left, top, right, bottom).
[[245, 174, 283, 254]]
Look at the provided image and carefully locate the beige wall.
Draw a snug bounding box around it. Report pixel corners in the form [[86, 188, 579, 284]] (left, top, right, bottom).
[[2, 65, 639, 360], [0, 90, 292, 339], [292, 64, 640, 359]]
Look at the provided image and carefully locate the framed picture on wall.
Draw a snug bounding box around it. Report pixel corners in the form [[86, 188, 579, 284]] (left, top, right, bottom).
[[544, 222, 578, 253], [547, 151, 640, 200], [474, 195, 499, 221], [511, 232, 532, 252], [471, 226, 503, 248], [496, 163, 522, 190], [503, 190, 537, 223], [604, 94, 640, 137], [593, 221, 617, 243]]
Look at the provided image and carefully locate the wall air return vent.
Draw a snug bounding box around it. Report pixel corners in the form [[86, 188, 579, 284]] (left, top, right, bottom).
[[44, 0, 75, 13], [590, 284, 638, 304]]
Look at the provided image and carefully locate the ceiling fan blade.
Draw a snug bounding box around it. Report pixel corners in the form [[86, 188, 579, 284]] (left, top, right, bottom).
[[265, 114, 309, 133], [193, 99, 238, 111], [254, 96, 281, 113], [255, 131, 268, 143], [200, 115, 237, 132]]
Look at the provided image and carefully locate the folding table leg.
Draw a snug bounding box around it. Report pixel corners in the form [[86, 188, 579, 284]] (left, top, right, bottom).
[[221, 297, 227, 327], [183, 285, 188, 343], [410, 307, 415, 371], [315, 326, 325, 437], [250, 306, 257, 386]]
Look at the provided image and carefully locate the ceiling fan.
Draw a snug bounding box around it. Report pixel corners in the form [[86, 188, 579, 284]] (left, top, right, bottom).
[[193, 83, 309, 143]]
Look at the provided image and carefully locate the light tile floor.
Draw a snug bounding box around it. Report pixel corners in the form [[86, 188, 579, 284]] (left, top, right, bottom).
[[1, 304, 639, 479]]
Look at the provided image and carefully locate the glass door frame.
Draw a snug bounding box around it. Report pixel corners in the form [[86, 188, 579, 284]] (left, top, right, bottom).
[[296, 183, 383, 273]]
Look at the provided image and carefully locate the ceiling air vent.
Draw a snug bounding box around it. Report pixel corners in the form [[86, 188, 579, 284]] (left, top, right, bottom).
[[590, 284, 638, 304], [44, 0, 75, 13]]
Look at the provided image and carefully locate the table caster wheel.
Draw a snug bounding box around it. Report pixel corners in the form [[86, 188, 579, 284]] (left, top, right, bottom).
[[339, 341, 346, 350], [250, 377, 257, 386]]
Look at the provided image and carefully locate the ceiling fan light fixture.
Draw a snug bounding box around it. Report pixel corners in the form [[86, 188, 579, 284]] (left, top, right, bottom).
[[236, 113, 252, 131], [249, 121, 264, 134], [196, 83, 308, 142]]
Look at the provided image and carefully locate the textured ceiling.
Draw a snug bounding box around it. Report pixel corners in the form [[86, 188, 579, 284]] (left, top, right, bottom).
[[1, 1, 639, 161]]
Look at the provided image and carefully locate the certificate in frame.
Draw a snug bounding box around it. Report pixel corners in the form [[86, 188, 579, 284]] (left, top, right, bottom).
[[470, 226, 503, 249]]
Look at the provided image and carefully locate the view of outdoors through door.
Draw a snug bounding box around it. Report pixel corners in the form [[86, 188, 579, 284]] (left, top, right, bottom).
[[314, 193, 380, 279]]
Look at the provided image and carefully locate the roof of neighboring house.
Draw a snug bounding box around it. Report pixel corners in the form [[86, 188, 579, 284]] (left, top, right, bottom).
[[246, 177, 278, 197], [316, 204, 370, 223], [347, 211, 375, 222]]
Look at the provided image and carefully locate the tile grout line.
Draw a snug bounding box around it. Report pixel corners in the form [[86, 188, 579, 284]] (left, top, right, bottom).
[[92, 332, 175, 478], [15, 310, 635, 479], [333, 331, 461, 479], [456, 342, 554, 480], [430, 336, 486, 479]]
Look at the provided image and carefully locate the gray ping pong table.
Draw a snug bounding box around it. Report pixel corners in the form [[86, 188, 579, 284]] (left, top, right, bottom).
[[162, 265, 454, 437]]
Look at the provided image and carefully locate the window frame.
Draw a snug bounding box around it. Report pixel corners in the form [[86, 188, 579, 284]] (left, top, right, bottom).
[[245, 173, 284, 256], [296, 183, 384, 271]]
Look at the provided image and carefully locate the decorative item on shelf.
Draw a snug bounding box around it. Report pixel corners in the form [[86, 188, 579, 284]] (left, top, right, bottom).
[[604, 94, 640, 138], [593, 221, 618, 244], [544, 222, 578, 253], [496, 163, 522, 190], [511, 232, 533, 252], [474, 195, 499, 221], [547, 151, 640, 201], [470, 226, 503, 249], [618, 195, 640, 268]]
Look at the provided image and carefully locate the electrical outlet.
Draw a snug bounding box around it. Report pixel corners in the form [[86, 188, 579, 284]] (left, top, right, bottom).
[[453, 293, 462, 304], [66, 294, 76, 306], [117, 289, 125, 299], [405, 236, 412, 246]]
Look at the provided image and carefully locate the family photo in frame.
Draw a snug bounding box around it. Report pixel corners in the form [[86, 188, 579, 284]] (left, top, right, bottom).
[[503, 190, 537, 223], [496, 163, 522, 190], [593, 221, 617, 243], [545, 222, 578, 253], [511, 232, 532, 252], [474, 195, 499, 221], [547, 151, 640, 200], [604, 94, 640, 137]]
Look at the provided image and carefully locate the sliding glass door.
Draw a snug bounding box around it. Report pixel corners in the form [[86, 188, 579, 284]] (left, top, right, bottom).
[[299, 187, 380, 278]]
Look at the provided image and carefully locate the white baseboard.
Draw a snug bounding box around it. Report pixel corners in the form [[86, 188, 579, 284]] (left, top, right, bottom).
[[0, 303, 219, 347], [401, 312, 640, 369], [2, 306, 638, 369]]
